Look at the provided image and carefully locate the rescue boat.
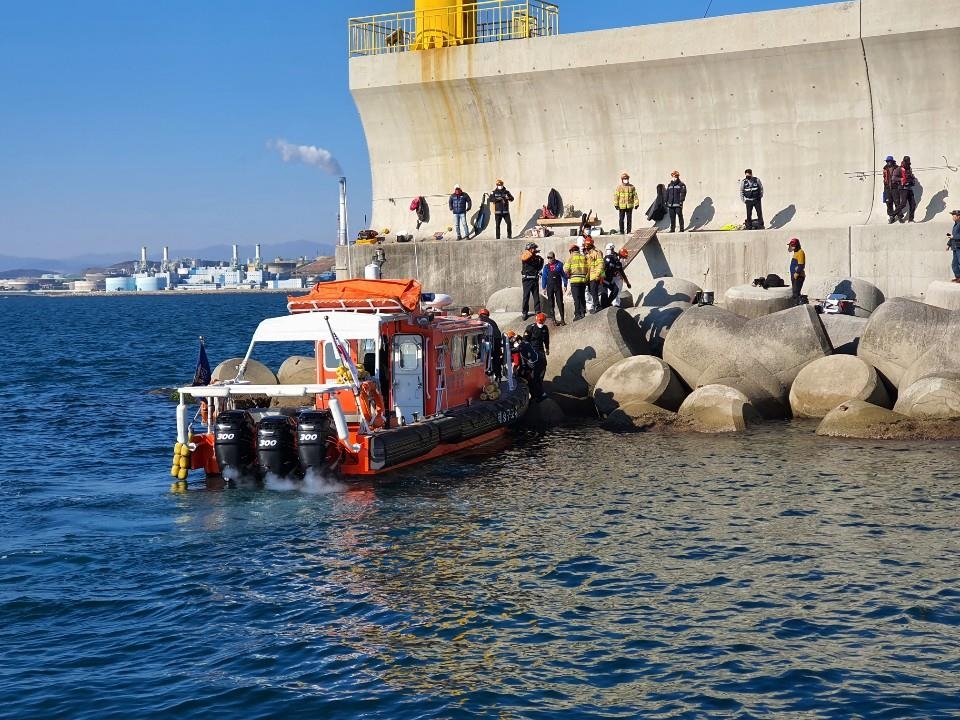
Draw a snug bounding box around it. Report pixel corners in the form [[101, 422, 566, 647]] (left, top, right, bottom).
[[171, 278, 528, 486]]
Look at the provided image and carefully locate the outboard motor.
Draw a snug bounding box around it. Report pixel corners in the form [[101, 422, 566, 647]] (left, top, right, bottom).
[[257, 415, 299, 478], [297, 410, 335, 474], [214, 409, 257, 476]]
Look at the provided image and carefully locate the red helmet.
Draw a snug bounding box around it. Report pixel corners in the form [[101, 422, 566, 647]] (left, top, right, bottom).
[[583, 237, 594, 247], [618, 248, 629, 258], [788, 238, 800, 248], [478, 308, 490, 316]]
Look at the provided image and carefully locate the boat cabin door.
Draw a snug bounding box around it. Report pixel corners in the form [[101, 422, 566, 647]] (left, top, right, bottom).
[[392, 334, 424, 423]]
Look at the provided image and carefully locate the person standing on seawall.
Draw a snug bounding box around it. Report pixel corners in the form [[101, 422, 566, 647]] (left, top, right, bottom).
[[565, 244, 588, 322], [882, 155, 902, 224], [449, 185, 472, 240], [489, 179, 514, 239], [520, 242, 544, 320], [740, 169, 764, 230], [582, 234, 604, 314], [614, 172, 639, 235], [899, 156, 917, 223], [541, 250, 567, 326], [946, 210, 960, 282], [664, 170, 687, 232], [788, 238, 806, 304]]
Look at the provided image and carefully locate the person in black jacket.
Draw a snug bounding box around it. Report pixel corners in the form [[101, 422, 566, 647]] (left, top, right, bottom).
[[740, 169, 764, 229], [520, 242, 544, 320], [645, 183, 667, 225], [477, 308, 503, 380], [524, 314, 550, 400], [881, 155, 901, 224], [664, 170, 687, 232], [489, 179, 515, 239]]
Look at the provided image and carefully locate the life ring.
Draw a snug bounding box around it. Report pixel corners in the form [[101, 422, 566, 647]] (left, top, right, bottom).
[[358, 380, 386, 430]]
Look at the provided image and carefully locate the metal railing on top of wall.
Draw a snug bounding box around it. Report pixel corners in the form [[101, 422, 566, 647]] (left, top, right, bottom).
[[348, 1, 560, 58]]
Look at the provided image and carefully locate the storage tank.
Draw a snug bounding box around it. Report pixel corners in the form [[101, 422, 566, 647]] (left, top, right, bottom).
[[105, 276, 136, 292], [135, 275, 163, 292]]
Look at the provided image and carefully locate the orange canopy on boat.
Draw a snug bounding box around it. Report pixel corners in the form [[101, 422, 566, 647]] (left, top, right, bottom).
[[288, 278, 422, 313]]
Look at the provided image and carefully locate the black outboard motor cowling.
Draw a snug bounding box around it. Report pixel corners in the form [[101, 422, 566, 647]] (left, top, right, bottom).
[[214, 409, 257, 474], [297, 410, 335, 473], [257, 415, 299, 477]]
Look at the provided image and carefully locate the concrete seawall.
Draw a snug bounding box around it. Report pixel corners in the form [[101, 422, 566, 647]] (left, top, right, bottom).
[[350, 0, 958, 240], [337, 222, 954, 308]]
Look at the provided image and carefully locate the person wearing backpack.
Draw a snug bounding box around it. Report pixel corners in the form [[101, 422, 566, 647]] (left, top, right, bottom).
[[600, 243, 632, 308], [489, 179, 515, 239], [540, 250, 568, 326], [899, 156, 917, 223], [740, 169, 764, 230], [520, 242, 544, 320], [664, 170, 687, 232]]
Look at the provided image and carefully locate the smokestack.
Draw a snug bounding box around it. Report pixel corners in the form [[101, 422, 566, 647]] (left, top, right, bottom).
[[140, 246, 148, 271], [232, 244, 239, 267], [338, 176, 348, 246], [162, 247, 169, 264], [255, 243, 261, 261]]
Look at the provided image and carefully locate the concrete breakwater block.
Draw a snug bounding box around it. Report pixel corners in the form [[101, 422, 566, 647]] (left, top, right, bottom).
[[858, 298, 951, 389], [662, 305, 747, 388], [789, 355, 890, 418], [722, 284, 795, 319], [632, 277, 701, 307], [593, 356, 687, 415], [519, 396, 565, 430], [600, 401, 677, 433], [486, 286, 525, 313], [277, 356, 317, 384], [213, 357, 277, 385], [894, 377, 960, 419], [816, 400, 909, 438], [924, 280, 960, 311], [820, 314, 868, 355], [806, 276, 885, 317], [545, 307, 648, 397], [625, 301, 690, 357], [694, 305, 833, 418], [676, 384, 759, 433], [549, 392, 599, 418]]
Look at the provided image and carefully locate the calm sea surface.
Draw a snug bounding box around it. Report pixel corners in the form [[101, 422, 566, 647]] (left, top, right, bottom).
[[2, 293, 959, 719]]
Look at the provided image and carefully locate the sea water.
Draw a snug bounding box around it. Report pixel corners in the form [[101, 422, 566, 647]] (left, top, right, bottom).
[[1, 293, 959, 719]]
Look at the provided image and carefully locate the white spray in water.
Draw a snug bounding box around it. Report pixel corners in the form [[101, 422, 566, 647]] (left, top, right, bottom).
[[302, 468, 347, 494]]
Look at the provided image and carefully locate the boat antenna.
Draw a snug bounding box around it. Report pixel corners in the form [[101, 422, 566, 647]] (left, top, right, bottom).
[[703, 0, 714, 17]]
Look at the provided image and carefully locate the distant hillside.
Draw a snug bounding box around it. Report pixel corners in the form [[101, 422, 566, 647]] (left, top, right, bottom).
[[0, 239, 337, 276]]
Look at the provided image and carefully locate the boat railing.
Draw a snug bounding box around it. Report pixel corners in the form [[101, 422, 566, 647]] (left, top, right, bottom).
[[287, 298, 410, 314], [179, 382, 353, 399]]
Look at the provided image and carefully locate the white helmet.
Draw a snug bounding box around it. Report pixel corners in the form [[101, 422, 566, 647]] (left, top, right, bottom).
[[605, 242, 616, 252]]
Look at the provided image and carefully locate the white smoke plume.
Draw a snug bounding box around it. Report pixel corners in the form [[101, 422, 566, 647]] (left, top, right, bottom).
[[269, 138, 343, 175]]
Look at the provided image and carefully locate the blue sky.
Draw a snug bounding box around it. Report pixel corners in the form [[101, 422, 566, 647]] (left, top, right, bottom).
[[0, 0, 837, 260]]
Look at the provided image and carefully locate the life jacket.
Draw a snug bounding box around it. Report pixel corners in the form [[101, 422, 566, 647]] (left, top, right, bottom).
[[742, 176, 762, 199], [545, 260, 563, 285], [565, 252, 587, 283]]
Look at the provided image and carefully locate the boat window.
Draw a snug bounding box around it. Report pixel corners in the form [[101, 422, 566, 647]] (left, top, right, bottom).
[[450, 335, 464, 369], [398, 338, 421, 370], [466, 333, 484, 366], [322, 342, 340, 370]]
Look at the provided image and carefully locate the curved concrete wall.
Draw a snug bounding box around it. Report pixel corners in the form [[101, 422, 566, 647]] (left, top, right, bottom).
[[350, 0, 959, 238]]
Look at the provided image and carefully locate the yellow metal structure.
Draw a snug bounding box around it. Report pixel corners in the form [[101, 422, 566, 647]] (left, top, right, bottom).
[[348, 0, 559, 57]]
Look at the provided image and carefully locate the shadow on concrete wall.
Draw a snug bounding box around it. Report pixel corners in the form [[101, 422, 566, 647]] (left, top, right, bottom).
[[638, 280, 691, 307], [913, 180, 924, 209], [769, 204, 797, 229], [688, 197, 715, 230], [553, 346, 597, 397], [519, 208, 543, 236], [921, 189, 949, 223], [638, 304, 687, 357], [640, 238, 673, 277]]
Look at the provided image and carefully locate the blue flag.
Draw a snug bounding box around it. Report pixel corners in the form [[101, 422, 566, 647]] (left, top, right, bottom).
[[192, 337, 211, 387]]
